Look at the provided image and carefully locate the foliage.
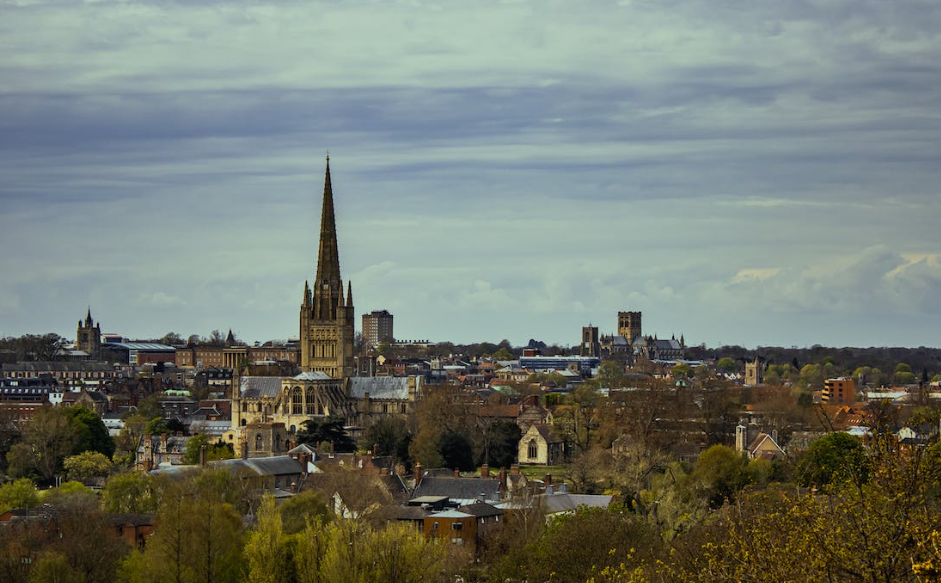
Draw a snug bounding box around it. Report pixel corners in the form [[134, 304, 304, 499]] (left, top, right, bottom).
[[245, 495, 289, 583], [41, 481, 96, 507], [715, 357, 738, 373], [183, 434, 235, 465], [795, 432, 869, 492], [438, 430, 475, 472], [28, 552, 86, 583], [478, 419, 521, 469], [0, 478, 40, 513], [63, 406, 115, 458], [688, 445, 750, 508], [297, 416, 355, 453], [498, 506, 655, 583], [359, 416, 412, 464], [63, 451, 112, 482], [102, 471, 161, 514], [10, 406, 75, 482], [277, 490, 331, 535], [144, 417, 185, 436]]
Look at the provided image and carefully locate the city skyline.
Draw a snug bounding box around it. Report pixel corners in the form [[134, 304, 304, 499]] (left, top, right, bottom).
[[2, 0, 940, 348]]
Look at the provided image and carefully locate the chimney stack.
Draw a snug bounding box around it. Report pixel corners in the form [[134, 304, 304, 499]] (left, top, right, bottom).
[[545, 473, 552, 487], [453, 468, 460, 478], [498, 467, 507, 492], [414, 462, 423, 485], [199, 444, 208, 468], [510, 463, 520, 476], [481, 463, 490, 478]]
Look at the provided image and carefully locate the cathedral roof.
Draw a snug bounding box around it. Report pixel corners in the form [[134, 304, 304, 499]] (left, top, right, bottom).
[[294, 371, 333, 381], [239, 376, 282, 399], [348, 376, 415, 400]]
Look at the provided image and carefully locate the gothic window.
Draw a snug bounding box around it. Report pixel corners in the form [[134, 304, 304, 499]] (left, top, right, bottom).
[[255, 434, 263, 451], [528, 439, 538, 460], [306, 388, 316, 415], [292, 387, 302, 415]]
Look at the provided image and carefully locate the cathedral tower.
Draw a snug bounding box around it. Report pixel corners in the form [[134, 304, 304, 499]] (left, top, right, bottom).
[[299, 156, 355, 377]]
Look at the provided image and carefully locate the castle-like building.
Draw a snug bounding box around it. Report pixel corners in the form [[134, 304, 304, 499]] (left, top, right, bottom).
[[76, 308, 102, 358]]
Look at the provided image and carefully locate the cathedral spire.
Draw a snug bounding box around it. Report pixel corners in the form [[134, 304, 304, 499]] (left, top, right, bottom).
[[85, 307, 93, 326], [313, 155, 342, 319], [346, 280, 353, 308]]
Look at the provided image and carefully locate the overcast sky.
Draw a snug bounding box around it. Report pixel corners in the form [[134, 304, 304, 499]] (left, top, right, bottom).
[[2, 0, 940, 349]]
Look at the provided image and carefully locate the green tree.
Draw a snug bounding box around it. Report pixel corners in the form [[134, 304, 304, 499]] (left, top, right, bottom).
[[11, 406, 75, 482], [297, 416, 355, 453], [438, 430, 475, 472], [795, 432, 869, 491], [359, 417, 411, 464], [28, 552, 85, 583], [41, 481, 96, 507], [716, 357, 738, 373], [63, 451, 112, 482], [278, 490, 331, 535], [183, 434, 235, 465], [689, 445, 750, 508], [245, 495, 289, 583], [0, 478, 40, 513], [102, 471, 161, 514], [63, 406, 115, 458]]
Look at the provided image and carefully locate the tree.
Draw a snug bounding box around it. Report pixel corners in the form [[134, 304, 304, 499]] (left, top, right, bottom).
[[478, 420, 521, 469], [245, 495, 289, 583], [277, 490, 331, 535], [63, 406, 115, 458], [297, 416, 355, 453], [12, 406, 76, 482], [438, 430, 475, 472], [358, 417, 411, 464], [41, 481, 96, 507], [102, 471, 161, 514], [689, 445, 750, 508], [795, 432, 868, 492], [63, 451, 112, 482], [160, 332, 184, 346], [183, 434, 234, 465], [27, 552, 85, 583], [0, 478, 40, 513], [716, 357, 738, 374]]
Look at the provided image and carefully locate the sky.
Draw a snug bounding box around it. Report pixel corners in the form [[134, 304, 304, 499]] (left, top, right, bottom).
[[1, 0, 940, 349]]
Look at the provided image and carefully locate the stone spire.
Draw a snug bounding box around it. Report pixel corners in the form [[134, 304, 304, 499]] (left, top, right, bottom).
[[85, 307, 93, 326], [346, 281, 353, 308], [313, 155, 342, 320]]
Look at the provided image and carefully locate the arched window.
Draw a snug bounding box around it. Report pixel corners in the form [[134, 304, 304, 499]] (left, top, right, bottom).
[[306, 388, 316, 415], [292, 387, 302, 415], [255, 434, 263, 451], [528, 439, 538, 460]]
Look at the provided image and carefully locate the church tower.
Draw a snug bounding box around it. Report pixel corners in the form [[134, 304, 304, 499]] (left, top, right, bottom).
[[76, 307, 101, 358], [299, 156, 355, 378]]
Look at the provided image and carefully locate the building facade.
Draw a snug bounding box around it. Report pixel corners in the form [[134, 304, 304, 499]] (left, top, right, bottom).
[[580, 326, 600, 358], [299, 157, 355, 378], [617, 311, 642, 343], [362, 310, 394, 349]]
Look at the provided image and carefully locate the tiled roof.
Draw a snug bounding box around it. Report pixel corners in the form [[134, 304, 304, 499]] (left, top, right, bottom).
[[348, 377, 414, 400], [412, 477, 501, 503]]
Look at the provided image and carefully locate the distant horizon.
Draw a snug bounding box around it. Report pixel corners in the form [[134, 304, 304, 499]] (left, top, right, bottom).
[[2, 0, 939, 350]]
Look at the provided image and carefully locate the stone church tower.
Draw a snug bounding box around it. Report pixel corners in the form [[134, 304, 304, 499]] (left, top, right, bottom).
[[76, 308, 101, 358], [299, 157, 355, 378]]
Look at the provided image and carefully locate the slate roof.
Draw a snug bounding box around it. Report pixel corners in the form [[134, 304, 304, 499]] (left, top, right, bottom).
[[348, 377, 415, 400], [411, 477, 501, 503], [458, 502, 502, 518], [294, 371, 332, 381], [543, 493, 613, 514], [240, 376, 282, 399], [212, 455, 303, 477]]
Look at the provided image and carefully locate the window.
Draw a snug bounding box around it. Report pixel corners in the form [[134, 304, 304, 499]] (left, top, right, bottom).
[[292, 387, 302, 415], [306, 388, 317, 415], [255, 434, 263, 451], [432, 522, 439, 530], [528, 439, 538, 459], [451, 523, 463, 531]]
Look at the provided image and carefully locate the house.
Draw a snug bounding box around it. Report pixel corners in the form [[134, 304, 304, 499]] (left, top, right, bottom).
[[518, 424, 564, 465], [411, 475, 502, 507], [136, 433, 192, 470], [744, 433, 786, 461]]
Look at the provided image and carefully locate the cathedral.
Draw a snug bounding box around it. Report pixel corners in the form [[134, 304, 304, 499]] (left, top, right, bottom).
[[231, 157, 420, 449]]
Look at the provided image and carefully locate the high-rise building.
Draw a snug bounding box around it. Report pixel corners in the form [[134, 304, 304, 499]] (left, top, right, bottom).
[[617, 311, 642, 343], [299, 156, 355, 378], [362, 310, 394, 349]]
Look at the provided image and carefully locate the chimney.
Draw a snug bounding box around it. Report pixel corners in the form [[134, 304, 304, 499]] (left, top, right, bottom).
[[545, 473, 552, 487], [498, 467, 507, 491], [453, 468, 460, 478], [481, 464, 490, 478], [414, 462, 423, 485], [510, 463, 520, 476], [199, 444, 208, 468], [290, 481, 297, 493]]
